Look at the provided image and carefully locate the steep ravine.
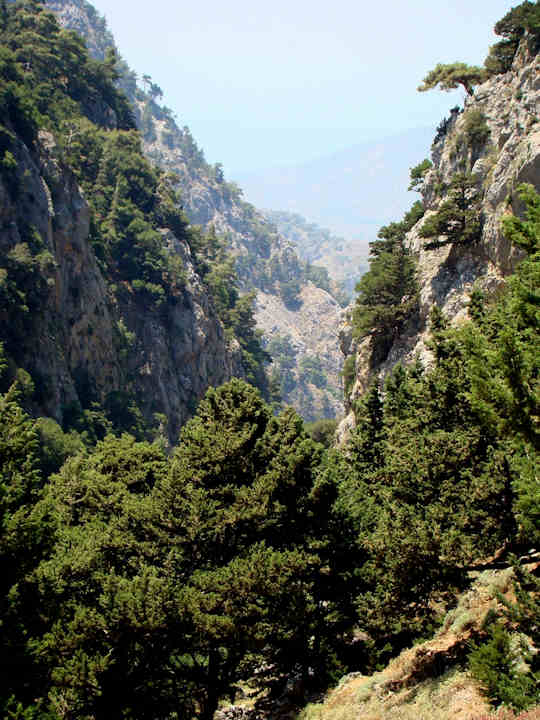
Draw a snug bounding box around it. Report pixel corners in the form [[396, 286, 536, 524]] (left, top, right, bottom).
[[339, 36, 539, 440], [46, 0, 344, 421]]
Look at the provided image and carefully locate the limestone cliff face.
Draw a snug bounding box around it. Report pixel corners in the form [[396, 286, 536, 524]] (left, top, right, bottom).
[[254, 283, 343, 421], [338, 38, 539, 440], [0, 128, 242, 442], [263, 209, 368, 298], [45, 0, 113, 60], [136, 97, 344, 419], [45, 0, 344, 420]]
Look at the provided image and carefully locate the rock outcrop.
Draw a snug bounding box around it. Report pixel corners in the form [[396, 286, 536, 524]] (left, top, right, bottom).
[[0, 128, 242, 442], [339, 37, 539, 437], [135, 94, 344, 420], [254, 283, 343, 421]]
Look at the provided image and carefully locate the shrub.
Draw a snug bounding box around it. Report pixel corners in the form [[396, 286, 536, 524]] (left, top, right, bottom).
[[281, 279, 302, 308], [469, 622, 537, 710], [305, 418, 338, 448], [420, 173, 482, 249], [464, 109, 491, 147], [409, 158, 433, 191], [342, 354, 356, 396]]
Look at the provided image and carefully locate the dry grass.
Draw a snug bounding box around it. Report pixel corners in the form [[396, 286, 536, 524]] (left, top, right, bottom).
[[299, 668, 489, 720], [439, 567, 514, 638], [473, 710, 540, 720], [298, 568, 524, 720]]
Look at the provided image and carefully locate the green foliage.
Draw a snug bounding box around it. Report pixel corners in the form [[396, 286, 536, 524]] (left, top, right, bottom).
[[305, 418, 338, 448], [419, 173, 482, 249], [0, 6, 538, 718], [469, 621, 537, 710], [469, 565, 540, 714], [180, 124, 206, 169], [267, 333, 298, 399], [485, 1, 540, 75], [140, 98, 157, 142], [408, 158, 433, 191], [332, 339, 512, 661], [468, 562, 540, 711], [0, 383, 54, 714], [1, 147, 19, 196], [264, 209, 351, 303], [299, 355, 327, 389], [179, 227, 270, 394], [461, 184, 539, 545], [305, 262, 333, 294], [502, 182, 540, 255], [0, 227, 55, 356], [352, 202, 421, 363], [0, 176, 537, 713], [281, 278, 302, 308], [34, 417, 84, 477], [329, 186, 540, 666], [463, 109, 491, 148], [0, 2, 134, 142], [418, 62, 486, 96], [63, 125, 187, 296], [342, 353, 357, 396], [1, 380, 327, 719]]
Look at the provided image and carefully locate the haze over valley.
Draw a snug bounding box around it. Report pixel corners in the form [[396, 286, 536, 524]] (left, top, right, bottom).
[[0, 2, 538, 719]]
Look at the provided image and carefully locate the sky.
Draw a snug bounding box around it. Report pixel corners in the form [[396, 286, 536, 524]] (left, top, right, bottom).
[[89, 0, 517, 175]]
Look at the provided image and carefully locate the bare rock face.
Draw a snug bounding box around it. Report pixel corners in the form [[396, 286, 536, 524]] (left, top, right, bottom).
[[254, 283, 344, 421], [0, 130, 119, 417], [0, 130, 241, 442], [338, 38, 539, 436], [45, 0, 113, 60]]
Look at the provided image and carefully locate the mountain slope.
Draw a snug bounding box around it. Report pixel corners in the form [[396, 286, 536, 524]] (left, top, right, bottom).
[[46, 0, 344, 420], [263, 209, 366, 299], [0, 1, 248, 443], [300, 563, 539, 720], [234, 127, 434, 242]]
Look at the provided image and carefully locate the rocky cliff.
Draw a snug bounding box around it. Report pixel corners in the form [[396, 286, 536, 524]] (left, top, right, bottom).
[[0, 127, 243, 443], [262, 209, 364, 300], [0, 2, 249, 443], [339, 35, 539, 439], [135, 94, 344, 420], [45, 0, 344, 421]]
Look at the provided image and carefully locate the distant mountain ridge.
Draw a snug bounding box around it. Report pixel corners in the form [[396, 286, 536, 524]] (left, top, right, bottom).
[[235, 126, 435, 245]]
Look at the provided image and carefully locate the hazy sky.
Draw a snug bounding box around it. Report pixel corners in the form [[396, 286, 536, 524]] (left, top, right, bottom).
[[89, 0, 516, 174]]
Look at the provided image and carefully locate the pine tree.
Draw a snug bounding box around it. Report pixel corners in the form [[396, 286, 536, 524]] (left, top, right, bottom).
[[418, 62, 487, 95]]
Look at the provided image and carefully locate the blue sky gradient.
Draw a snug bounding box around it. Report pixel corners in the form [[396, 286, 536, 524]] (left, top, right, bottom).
[[90, 0, 516, 173]]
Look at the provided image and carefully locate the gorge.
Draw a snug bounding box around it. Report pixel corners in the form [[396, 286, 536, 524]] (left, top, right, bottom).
[[0, 1, 538, 719]]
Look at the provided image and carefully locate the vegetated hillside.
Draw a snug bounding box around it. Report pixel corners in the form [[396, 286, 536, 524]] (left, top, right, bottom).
[[263, 209, 366, 299], [0, 0, 263, 444], [1, 170, 537, 718], [339, 13, 540, 441], [46, 0, 344, 421], [300, 561, 539, 720]]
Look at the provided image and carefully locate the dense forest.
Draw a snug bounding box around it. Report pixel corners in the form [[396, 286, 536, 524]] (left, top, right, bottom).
[[0, 1, 539, 719]]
